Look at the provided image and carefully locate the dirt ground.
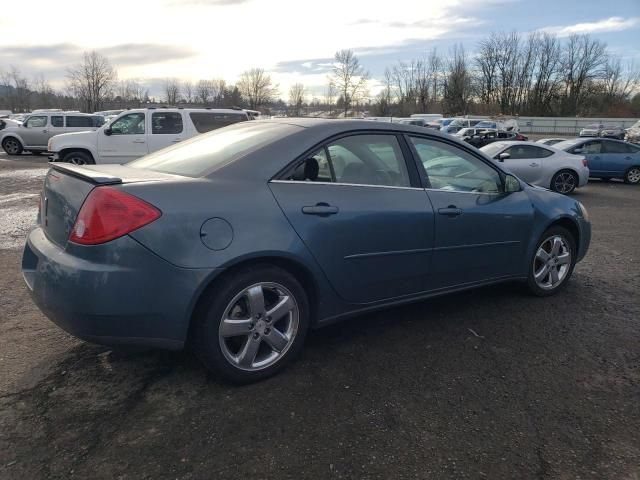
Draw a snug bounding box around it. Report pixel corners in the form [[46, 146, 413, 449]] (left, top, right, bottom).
[[0, 151, 638, 479]]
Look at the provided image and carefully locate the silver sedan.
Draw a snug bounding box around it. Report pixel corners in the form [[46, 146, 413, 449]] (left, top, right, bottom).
[[481, 141, 589, 194]]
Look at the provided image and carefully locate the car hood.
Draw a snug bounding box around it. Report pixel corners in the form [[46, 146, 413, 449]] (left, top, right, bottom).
[[49, 129, 98, 147]]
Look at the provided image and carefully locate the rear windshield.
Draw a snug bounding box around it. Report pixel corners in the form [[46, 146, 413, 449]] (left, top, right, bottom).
[[128, 122, 296, 177]]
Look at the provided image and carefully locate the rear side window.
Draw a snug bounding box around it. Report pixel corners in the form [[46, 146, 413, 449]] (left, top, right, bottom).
[[128, 122, 297, 177], [602, 141, 631, 154], [66, 116, 93, 128], [505, 145, 552, 159], [152, 112, 183, 134], [51, 116, 63, 127], [189, 112, 247, 133]]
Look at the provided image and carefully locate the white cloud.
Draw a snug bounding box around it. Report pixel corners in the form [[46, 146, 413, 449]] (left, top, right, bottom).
[[541, 16, 640, 37]]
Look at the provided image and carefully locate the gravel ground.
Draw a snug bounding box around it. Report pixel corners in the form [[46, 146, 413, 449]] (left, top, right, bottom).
[[0, 151, 638, 480]]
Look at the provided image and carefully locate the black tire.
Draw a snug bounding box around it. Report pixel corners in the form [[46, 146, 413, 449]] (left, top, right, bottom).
[[62, 150, 95, 165], [192, 264, 310, 384], [550, 170, 578, 194], [29, 151, 44, 156], [2, 137, 23, 155], [527, 226, 577, 297], [623, 166, 640, 185]]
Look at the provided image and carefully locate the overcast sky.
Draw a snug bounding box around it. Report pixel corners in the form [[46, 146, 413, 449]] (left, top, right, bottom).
[[1, 0, 639, 99]]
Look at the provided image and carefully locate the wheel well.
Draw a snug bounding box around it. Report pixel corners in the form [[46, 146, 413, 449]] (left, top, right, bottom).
[[550, 217, 579, 247], [186, 256, 318, 342], [2, 136, 22, 146], [59, 148, 94, 162]]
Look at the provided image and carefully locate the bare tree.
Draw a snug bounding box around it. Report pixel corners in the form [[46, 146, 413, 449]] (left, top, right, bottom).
[[237, 68, 278, 110], [211, 78, 226, 106], [196, 79, 212, 104], [324, 80, 336, 116], [182, 81, 194, 104], [561, 34, 607, 115], [442, 44, 472, 114], [288, 83, 305, 116], [332, 49, 369, 117], [66, 51, 116, 112], [163, 78, 181, 105]]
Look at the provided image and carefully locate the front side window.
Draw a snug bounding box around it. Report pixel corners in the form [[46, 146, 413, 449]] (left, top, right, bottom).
[[189, 112, 247, 133], [66, 116, 93, 128], [327, 135, 411, 187], [579, 141, 601, 155], [51, 116, 63, 127], [411, 136, 503, 194], [504, 145, 550, 159], [110, 113, 145, 135], [152, 112, 183, 134], [25, 116, 47, 128]]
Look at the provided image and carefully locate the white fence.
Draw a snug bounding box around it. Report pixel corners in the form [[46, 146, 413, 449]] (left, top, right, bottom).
[[517, 117, 637, 135]]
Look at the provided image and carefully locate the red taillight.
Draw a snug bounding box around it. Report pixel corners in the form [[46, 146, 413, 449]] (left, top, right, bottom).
[[582, 159, 588, 167], [69, 187, 161, 245]]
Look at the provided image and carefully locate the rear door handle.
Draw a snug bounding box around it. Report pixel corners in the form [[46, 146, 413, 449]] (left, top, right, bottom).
[[171, 139, 182, 143], [132, 139, 146, 144], [438, 206, 463, 217], [302, 203, 339, 216], [529, 162, 539, 167], [42, 129, 48, 133]]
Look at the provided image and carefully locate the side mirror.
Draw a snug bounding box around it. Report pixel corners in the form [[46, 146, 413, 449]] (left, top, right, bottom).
[[504, 174, 521, 193], [497, 152, 510, 162], [104, 127, 112, 136], [21, 122, 27, 127]]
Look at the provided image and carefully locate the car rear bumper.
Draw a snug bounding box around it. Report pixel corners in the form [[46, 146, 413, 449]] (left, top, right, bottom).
[[22, 227, 219, 350]]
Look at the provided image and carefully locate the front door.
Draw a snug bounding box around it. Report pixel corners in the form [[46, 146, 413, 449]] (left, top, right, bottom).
[[270, 133, 435, 304], [499, 144, 552, 185], [575, 140, 604, 173], [408, 135, 534, 289], [147, 111, 185, 154], [20, 115, 49, 148], [98, 112, 148, 163]]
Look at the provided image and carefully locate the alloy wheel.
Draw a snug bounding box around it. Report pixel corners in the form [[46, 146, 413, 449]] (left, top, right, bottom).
[[626, 168, 640, 184], [3, 139, 20, 155], [553, 172, 576, 194], [533, 235, 571, 290], [68, 155, 87, 165], [218, 282, 299, 371]]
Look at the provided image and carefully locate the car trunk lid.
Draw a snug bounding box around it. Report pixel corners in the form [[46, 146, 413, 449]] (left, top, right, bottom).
[[41, 164, 179, 247]]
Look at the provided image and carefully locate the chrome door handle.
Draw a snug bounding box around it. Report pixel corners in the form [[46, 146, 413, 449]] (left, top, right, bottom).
[[302, 203, 339, 216], [42, 129, 48, 133], [529, 163, 539, 167], [132, 139, 146, 144], [438, 206, 463, 217]]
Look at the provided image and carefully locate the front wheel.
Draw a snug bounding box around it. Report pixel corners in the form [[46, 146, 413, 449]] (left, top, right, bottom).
[[551, 170, 578, 194], [623, 167, 640, 185], [192, 265, 310, 384], [62, 150, 95, 165], [2, 137, 23, 155], [527, 226, 577, 297]]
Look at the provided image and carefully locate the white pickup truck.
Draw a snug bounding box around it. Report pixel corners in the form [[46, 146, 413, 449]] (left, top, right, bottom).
[[48, 107, 250, 164]]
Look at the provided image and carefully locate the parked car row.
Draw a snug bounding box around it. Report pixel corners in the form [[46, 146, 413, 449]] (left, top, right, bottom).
[[579, 123, 626, 140]]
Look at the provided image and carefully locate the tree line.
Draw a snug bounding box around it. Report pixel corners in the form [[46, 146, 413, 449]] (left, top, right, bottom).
[[1, 30, 639, 117]]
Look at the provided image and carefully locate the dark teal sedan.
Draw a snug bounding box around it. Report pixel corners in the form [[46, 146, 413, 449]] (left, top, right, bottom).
[[22, 119, 591, 383]]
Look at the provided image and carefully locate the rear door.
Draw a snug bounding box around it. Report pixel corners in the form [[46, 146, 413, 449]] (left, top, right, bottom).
[[600, 140, 639, 177], [148, 111, 185, 153], [409, 135, 534, 289], [270, 132, 435, 304], [97, 112, 148, 163]]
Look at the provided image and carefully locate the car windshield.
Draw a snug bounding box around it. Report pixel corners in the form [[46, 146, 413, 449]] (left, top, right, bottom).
[[480, 143, 506, 157], [585, 124, 600, 129], [449, 119, 465, 127], [553, 139, 580, 151], [475, 121, 496, 129], [441, 119, 454, 126], [128, 122, 298, 177], [603, 125, 619, 129]]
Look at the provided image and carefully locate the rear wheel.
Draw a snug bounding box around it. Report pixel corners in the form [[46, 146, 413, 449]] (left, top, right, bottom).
[[192, 264, 310, 384], [62, 150, 94, 165], [2, 137, 23, 155], [624, 167, 640, 185], [527, 226, 576, 297], [551, 170, 578, 194]]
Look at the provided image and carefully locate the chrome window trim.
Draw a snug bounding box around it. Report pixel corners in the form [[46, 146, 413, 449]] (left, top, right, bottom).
[[270, 179, 505, 195], [269, 179, 423, 191]]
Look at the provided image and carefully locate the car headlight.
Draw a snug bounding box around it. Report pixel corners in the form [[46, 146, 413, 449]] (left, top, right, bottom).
[[577, 201, 589, 221], [47, 138, 53, 151]]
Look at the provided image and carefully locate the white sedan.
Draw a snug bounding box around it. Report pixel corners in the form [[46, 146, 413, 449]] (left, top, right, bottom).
[[481, 141, 589, 194]]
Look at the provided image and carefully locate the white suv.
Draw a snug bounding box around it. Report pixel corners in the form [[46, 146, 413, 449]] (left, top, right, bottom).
[[0, 112, 104, 155], [48, 108, 250, 164]]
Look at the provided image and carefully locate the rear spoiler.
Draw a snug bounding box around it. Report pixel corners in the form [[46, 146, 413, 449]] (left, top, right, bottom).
[[51, 163, 122, 185]]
